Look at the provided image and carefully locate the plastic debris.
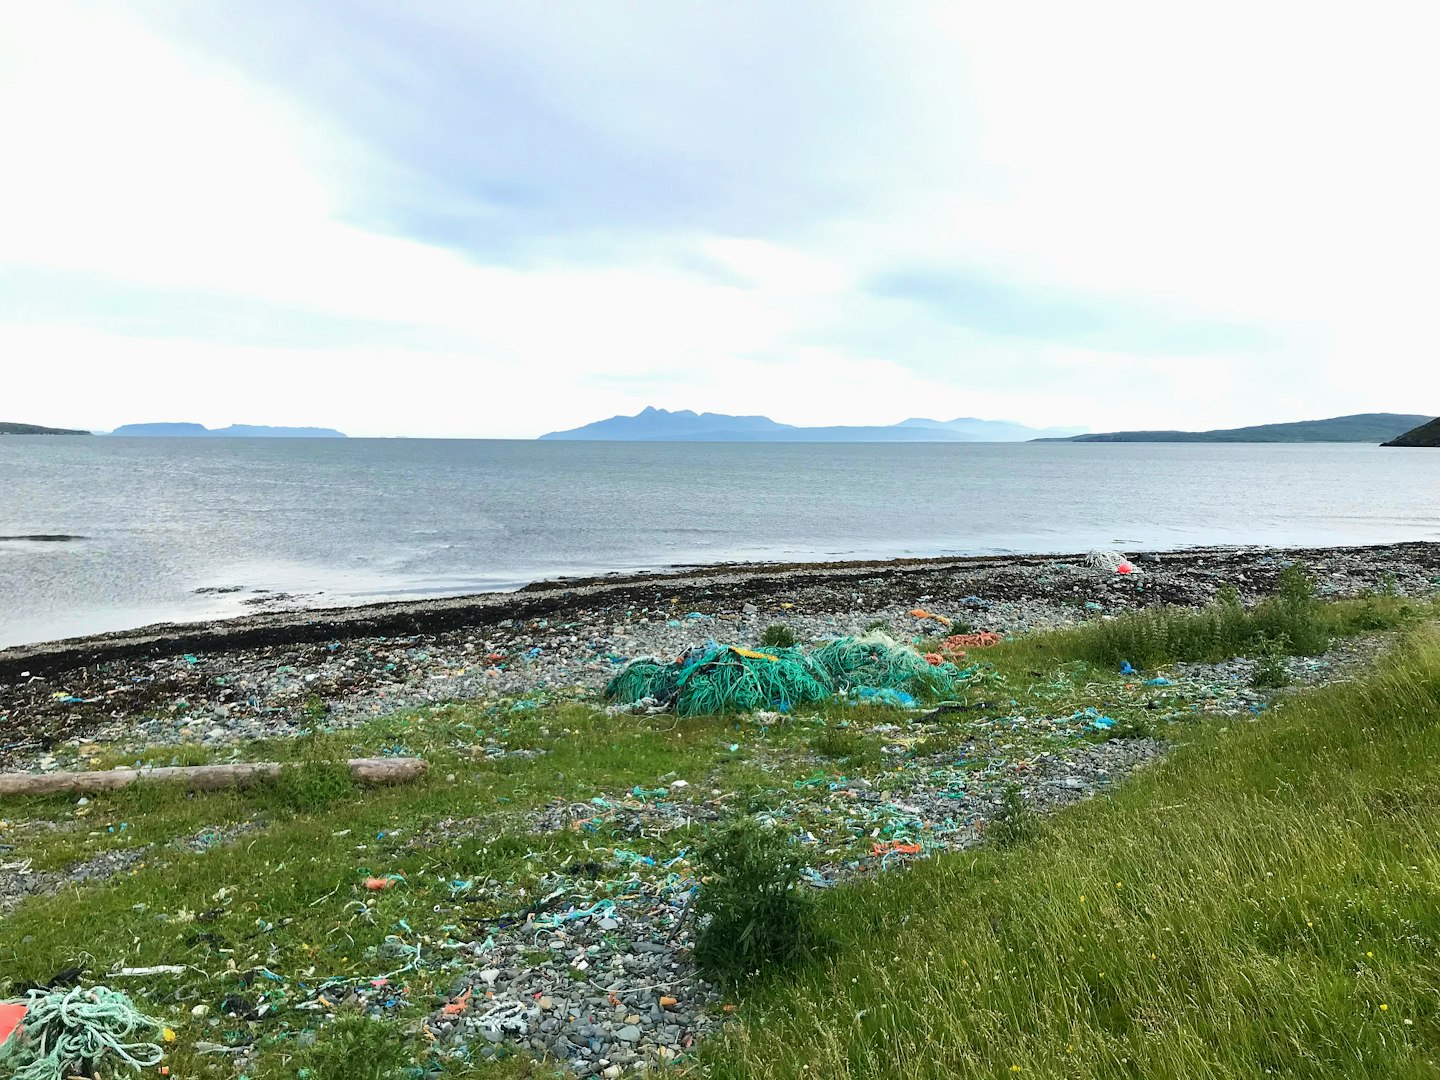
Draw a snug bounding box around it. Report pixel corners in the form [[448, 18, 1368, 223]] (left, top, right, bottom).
[[0, 1004, 25, 1049], [1086, 551, 1132, 571], [852, 687, 917, 708], [871, 840, 923, 856], [1071, 707, 1117, 730], [442, 988, 473, 1015], [940, 632, 1004, 651]]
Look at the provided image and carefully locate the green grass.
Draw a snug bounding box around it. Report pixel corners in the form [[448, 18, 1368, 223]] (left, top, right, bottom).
[[700, 628, 1440, 1079], [0, 589, 1433, 1078], [994, 585, 1426, 673]]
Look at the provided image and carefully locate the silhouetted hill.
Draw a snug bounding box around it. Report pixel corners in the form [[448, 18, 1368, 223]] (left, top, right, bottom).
[[1382, 418, 1440, 447], [1038, 414, 1430, 444], [540, 407, 1075, 442], [110, 423, 346, 438], [0, 421, 91, 435]]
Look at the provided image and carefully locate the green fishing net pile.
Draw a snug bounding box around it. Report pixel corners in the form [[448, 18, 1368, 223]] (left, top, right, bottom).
[[811, 631, 965, 698], [605, 642, 832, 717], [604, 632, 966, 716]]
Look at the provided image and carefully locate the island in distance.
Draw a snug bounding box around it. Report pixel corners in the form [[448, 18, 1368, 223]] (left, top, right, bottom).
[[1036, 413, 1431, 444], [539, 407, 1084, 442], [0, 421, 92, 435], [108, 423, 347, 438], [540, 407, 1435, 444]]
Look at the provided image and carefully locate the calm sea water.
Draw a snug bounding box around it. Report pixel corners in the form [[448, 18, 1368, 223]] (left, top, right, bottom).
[[1, 438, 1437, 648]]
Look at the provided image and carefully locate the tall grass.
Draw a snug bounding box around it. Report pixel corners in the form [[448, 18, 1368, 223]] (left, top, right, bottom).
[[1012, 567, 1420, 670], [702, 628, 1440, 1079]]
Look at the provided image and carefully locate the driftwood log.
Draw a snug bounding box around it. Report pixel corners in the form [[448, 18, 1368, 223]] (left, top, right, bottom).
[[0, 757, 428, 797]]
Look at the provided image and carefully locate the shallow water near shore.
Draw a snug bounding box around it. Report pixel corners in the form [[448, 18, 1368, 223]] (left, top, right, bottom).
[[2, 437, 1437, 647]]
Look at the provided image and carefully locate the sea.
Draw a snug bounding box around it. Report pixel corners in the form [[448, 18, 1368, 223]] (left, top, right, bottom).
[[1, 437, 1437, 649]]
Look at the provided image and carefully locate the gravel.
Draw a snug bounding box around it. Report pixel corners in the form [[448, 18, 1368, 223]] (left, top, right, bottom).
[[3, 542, 1437, 772], [1, 542, 1436, 1075]]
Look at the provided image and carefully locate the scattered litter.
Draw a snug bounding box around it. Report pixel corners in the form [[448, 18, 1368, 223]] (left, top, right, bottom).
[[940, 632, 1004, 651], [908, 609, 953, 626], [871, 840, 923, 856]]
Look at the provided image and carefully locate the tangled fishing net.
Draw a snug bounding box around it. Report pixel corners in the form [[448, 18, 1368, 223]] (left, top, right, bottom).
[[1086, 550, 1138, 574], [605, 632, 971, 716], [0, 985, 166, 1080], [605, 642, 832, 717], [810, 631, 966, 698]]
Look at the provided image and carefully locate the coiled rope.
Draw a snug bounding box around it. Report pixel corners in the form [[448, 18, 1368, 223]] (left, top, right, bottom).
[[0, 985, 165, 1080]]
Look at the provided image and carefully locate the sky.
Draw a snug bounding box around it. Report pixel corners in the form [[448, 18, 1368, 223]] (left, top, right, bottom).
[[2, 1, 1438, 438]]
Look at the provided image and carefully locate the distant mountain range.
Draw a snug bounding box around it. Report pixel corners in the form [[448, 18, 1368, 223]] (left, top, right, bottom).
[[1383, 417, 1440, 447], [539, 407, 1084, 442], [109, 423, 346, 438], [0, 421, 91, 435], [1036, 413, 1432, 444]]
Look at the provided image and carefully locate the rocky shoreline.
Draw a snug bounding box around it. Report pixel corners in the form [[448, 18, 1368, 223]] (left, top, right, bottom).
[[3, 542, 1437, 773], [2, 541, 1436, 1076]]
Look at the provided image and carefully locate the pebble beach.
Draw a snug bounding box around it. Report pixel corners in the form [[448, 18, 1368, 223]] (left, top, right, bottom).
[[1, 541, 1437, 1076]]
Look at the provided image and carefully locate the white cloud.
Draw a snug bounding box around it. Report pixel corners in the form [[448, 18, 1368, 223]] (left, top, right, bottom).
[[2, 0, 1438, 435]]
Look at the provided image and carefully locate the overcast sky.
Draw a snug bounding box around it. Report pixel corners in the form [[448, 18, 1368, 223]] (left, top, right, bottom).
[[3, 1, 1438, 437]]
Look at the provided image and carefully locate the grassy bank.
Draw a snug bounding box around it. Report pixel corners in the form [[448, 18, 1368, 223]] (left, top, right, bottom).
[[993, 577, 1417, 672], [0, 587, 1433, 1078], [704, 629, 1440, 1079]]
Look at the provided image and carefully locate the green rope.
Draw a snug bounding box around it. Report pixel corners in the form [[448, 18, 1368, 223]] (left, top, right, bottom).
[[606, 642, 834, 716], [0, 985, 165, 1080], [604, 633, 975, 717], [811, 631, 961, 697]]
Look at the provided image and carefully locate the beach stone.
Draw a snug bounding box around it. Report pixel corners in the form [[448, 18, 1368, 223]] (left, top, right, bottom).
[[615, 1024, 642, 1043]]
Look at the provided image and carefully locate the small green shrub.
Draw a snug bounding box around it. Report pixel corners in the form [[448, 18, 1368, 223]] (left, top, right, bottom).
[[1099, 713, 1156, 741], [1345, 598, 1397, 632], [810, 728, 878, 769], [302, 694, 329, 722], [760, 624, 798, 649], [985, 782, 1039, 848], [693, 818, 825, 986], [1251, 563, 1329, 656], [266, 759, 354, 813], [1251, 634, 1291, 689]]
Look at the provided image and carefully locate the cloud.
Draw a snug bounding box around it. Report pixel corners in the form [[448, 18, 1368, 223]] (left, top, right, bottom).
[[1, 0, 1438, 436], [868, 268, 1270, 355]]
